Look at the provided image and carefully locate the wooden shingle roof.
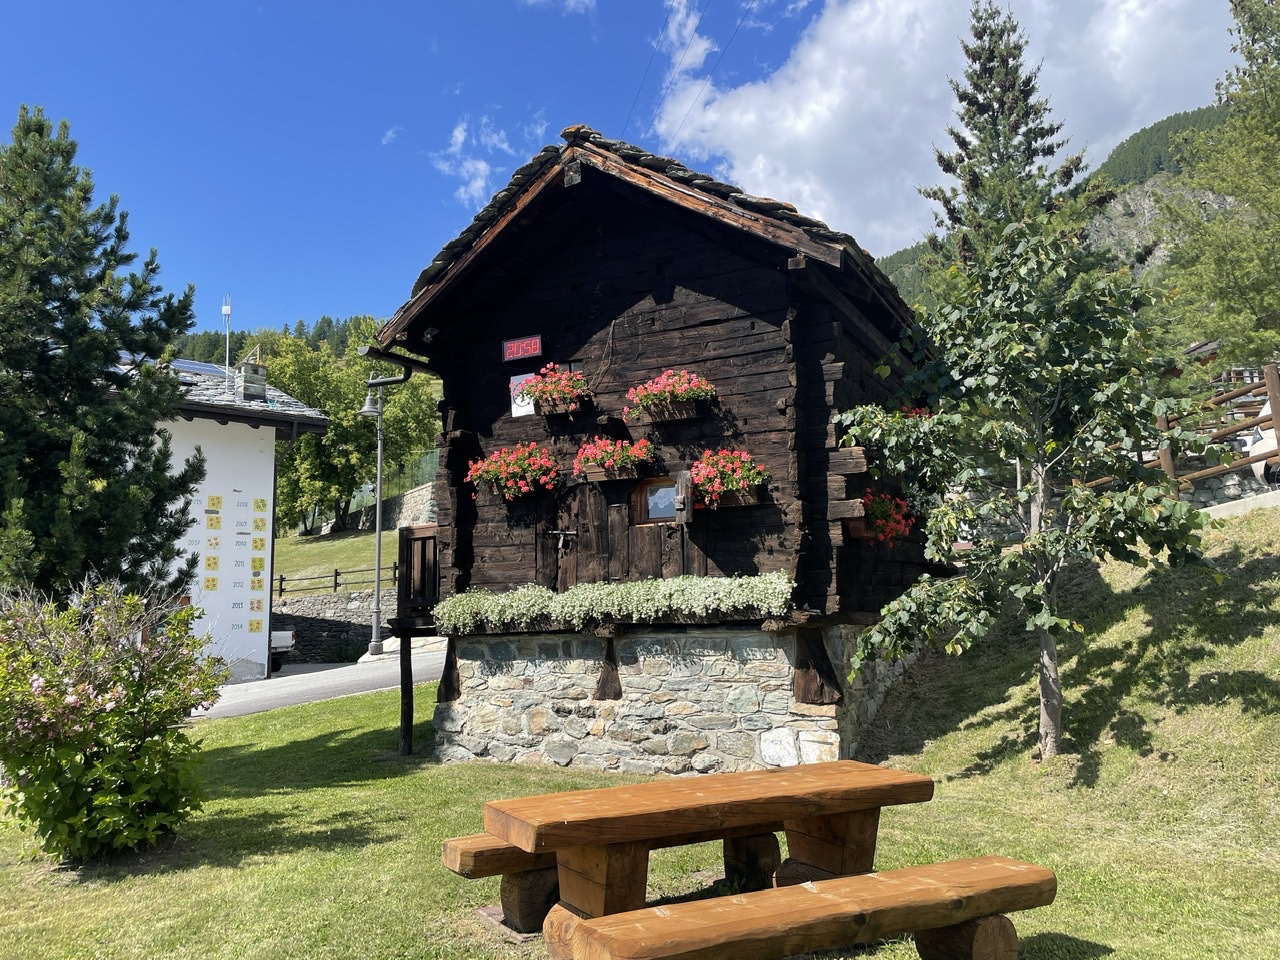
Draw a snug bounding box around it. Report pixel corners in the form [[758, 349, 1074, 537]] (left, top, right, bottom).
[[379, 124, 913, 349]]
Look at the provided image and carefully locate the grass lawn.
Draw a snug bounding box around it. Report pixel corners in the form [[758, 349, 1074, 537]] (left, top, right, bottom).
[[272, 527, 399, 587], [1, 511, 1277, 959]]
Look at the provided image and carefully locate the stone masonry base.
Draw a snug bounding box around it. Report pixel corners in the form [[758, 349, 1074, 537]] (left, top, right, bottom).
[[433, 624, 913, 774]]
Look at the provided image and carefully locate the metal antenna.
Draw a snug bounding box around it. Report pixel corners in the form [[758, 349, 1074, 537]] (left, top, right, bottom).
[[222, 295, 233, 392]]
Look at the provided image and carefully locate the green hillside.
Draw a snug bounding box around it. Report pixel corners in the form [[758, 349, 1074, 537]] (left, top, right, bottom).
[[1097, 104, 1227, 187]]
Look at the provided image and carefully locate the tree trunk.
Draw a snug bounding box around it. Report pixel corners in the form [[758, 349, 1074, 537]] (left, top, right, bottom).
[[1037, 626, 1062, 759]]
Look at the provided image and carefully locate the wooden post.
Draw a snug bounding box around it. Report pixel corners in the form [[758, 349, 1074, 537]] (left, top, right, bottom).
[[782, 807, 880, 877], [723, 832, 780, 892], [498, 866, 560, 934], [1265, 363, 1280, 419], [1155, 415, 1177, 479], [555, 842, 649, 919], [915, 914, 1019, 960]]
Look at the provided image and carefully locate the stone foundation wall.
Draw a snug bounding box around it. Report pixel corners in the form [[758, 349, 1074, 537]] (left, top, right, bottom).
[[433, 624, 912, 774]]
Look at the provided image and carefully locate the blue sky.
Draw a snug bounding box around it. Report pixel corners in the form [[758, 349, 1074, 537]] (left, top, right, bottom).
[[1, 1, 1239, 334]]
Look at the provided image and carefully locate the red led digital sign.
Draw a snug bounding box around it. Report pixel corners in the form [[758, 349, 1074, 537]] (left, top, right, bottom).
[[503, 334, 543, 362]]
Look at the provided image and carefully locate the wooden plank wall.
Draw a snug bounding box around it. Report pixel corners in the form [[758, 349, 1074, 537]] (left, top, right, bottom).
[[435, 199, 800, 596], [425, 190, 918, 613]]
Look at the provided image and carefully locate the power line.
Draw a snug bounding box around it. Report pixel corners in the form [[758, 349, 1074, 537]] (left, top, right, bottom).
[[669, 0, 758, 148], [645, 0, 714, 142], [622, 3, 675, 139]]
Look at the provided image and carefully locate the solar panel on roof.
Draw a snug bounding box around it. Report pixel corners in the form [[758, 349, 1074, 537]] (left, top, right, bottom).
[[172, 359, 228, 377]]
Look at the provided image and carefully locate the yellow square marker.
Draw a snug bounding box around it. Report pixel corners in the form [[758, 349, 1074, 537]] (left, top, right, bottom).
[[251, 537, 266, 551], [206, 515, 222, 530], [250, 577, 265, 591], [252, 517, 268, 532], [208, 495, 223, 510], [204, 556, 219, 571], [203, 577, 218, 592], [248, 618, 264, 633], [254, 498, 268, 512]]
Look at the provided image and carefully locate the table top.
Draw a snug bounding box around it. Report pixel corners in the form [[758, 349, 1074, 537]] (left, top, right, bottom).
[[484, 760, 934, 853]]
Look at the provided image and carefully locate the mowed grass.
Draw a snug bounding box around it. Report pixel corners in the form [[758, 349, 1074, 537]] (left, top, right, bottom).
[[272, 527, 398, 586], [2, 509, 1278, 959]]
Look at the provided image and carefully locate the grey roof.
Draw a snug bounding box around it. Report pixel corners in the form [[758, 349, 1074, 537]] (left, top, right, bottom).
[[171, 359, 328, 440]]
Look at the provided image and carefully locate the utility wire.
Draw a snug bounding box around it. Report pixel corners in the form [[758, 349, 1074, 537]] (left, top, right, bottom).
[[622, 3, 675, 139], [645, 0, 714, 142], [669, 0, 758, 148]]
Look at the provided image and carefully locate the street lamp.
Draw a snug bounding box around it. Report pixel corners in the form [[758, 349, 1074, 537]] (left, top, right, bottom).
[[357, 386, 387, 657]]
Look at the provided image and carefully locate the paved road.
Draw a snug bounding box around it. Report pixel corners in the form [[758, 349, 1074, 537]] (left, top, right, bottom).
[[193, 643, 447, 719]]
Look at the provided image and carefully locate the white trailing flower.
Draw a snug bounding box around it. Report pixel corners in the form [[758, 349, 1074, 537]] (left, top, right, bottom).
[[432, 572, 794, 635]]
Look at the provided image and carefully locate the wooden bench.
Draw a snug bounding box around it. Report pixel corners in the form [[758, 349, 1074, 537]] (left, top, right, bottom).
[[443, 824, 786, 933], [545, 855, 1057, 960]]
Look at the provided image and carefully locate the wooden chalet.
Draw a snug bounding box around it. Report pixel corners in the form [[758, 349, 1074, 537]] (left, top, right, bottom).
[[373, 125, 935, 771], [377, 124, 925, 617]]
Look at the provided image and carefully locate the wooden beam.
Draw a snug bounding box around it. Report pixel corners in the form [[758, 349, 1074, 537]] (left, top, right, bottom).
[[789, 255, 901, 362], [573, 147, 844, 268]]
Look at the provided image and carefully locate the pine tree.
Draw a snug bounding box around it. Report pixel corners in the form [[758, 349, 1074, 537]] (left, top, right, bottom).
[[920, 0, 1084, 266], [0, 107, 204, 595]]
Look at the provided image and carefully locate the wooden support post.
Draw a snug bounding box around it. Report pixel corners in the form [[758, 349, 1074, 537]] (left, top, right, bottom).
[[723, 832, 781, 892], [915, 914, 1020, 960], [1265, 363, 1280, 418], [498, 866, 560, 933], [1155, 415, 1177, 479], [782, 807, 879, 877], [555, 842, 649, 919]]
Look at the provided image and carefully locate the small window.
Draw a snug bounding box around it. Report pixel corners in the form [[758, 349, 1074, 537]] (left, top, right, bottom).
[[634, 478, 677, 524]]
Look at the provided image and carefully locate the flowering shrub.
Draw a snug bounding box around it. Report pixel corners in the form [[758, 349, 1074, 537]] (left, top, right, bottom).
[[433, 571, 795, 634], [512, 363, 590, 412], [465, 442, 560, 500], [690, 449, 769, 508], [863, 492, 915, 545], [573, 437, 656, 476], [624, 369, 717, 420], [0, 585, 229, 860]]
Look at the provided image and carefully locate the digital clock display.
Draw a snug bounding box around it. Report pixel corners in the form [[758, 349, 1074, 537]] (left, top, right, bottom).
[[503, 335, 543, 362]]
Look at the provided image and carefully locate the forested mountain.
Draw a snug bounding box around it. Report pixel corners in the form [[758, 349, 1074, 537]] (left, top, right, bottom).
[[877, 103, 1224, 306], [1095, 105, 1226, 186]]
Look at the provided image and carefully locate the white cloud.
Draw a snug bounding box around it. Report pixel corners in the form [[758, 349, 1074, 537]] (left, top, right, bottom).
[[651, 0, 1237, 256], [381, 125, 402, 146], [519, 0, 596, 13], [432, 114, 554, 209]]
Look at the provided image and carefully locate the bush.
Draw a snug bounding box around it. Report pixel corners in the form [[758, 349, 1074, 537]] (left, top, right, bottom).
[[0, 585, 229, 860]]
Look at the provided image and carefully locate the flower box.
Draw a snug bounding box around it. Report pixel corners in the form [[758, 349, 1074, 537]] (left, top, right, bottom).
[[691, 449, 770, 509], [534, 396, 592, 418], [513, 363, 591, 416], [624, 370, 717, 423], [465, 443, 560, 502], [709, 485, 763, 508], [581, 463, 641, 482], [629, 398, 703, 424], [573, 437, 656, 481]]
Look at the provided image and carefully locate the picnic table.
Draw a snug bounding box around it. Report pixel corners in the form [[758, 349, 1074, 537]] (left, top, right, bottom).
[[485, 760, 932, 920], [446, 760, 1056, 960]]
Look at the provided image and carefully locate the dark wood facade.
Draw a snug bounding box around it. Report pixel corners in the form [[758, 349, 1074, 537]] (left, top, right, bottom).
[[377, 126, 929, 618]]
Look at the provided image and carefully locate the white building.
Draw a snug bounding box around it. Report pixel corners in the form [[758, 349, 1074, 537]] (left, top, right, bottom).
[[168, 359, 327, 681]]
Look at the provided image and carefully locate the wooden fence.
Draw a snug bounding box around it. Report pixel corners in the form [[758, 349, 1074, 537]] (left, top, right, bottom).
[[275, 562, 399, 598], [1089, 363, 1279, 489]]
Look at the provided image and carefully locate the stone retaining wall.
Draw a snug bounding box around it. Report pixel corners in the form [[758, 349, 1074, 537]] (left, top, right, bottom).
[[1182, 466, 1274, 508], [433, 624, 912, 774], [272, 590, 398, 663], [321, 482, 437, 535]]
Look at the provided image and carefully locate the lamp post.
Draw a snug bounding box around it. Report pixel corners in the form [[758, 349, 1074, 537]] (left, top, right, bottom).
[[356, 348, 419, 755], [357, 386, 387, 657]]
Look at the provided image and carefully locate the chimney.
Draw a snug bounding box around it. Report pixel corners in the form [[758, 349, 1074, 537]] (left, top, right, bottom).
[[235, 361, 268, 402]]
